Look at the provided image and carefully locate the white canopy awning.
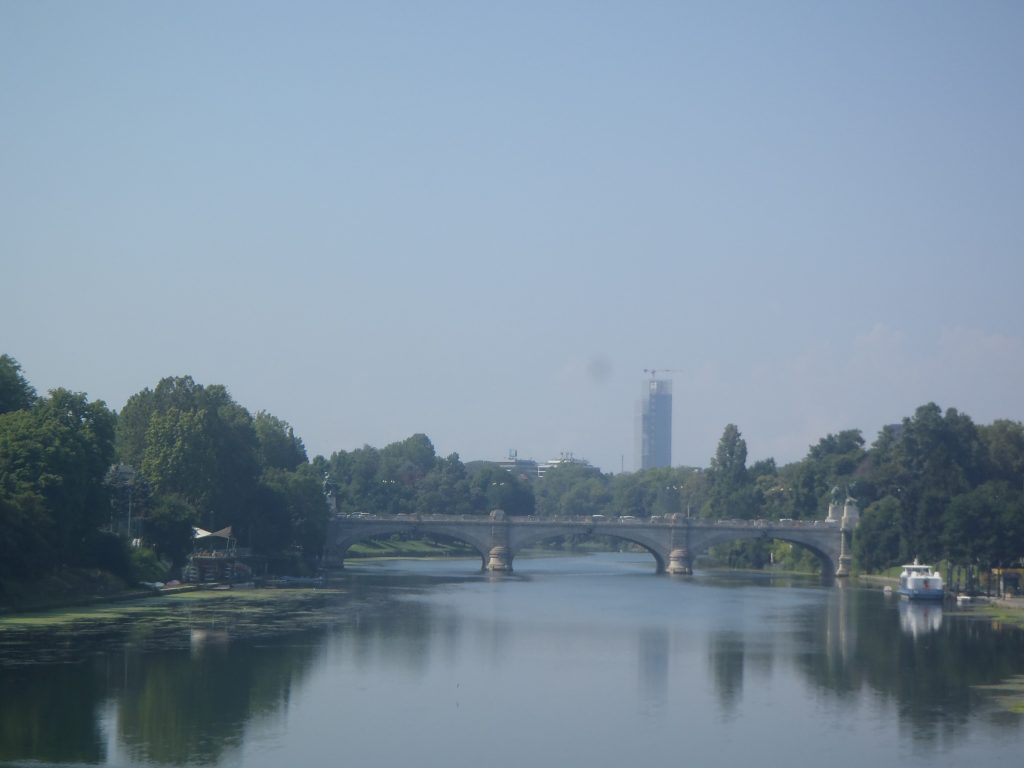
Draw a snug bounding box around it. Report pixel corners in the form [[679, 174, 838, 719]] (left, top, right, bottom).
[[192, 526, 233, 540]]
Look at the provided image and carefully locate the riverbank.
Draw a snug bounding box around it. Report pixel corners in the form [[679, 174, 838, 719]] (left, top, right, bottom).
[[0, 567, 155, 615], [979, 596, 1024, 629], [856, 573, 1024, 629], [858, 574, 898, 588]]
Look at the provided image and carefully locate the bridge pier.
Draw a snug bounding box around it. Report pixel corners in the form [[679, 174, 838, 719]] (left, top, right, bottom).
[[487, 545, 512, 571], [666, 548, 692, 575], [665, 516, 691, 574], [486, 510, 513, 572]]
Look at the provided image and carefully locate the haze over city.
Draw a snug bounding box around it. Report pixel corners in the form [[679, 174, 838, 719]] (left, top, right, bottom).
[[3, 2, 1022, 473]]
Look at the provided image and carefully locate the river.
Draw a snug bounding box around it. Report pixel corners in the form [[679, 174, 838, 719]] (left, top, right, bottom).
[[2, 553, 1023, 767]]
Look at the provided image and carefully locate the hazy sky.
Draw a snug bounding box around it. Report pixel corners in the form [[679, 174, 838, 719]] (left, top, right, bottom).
[[3, 1, 1022, 473]]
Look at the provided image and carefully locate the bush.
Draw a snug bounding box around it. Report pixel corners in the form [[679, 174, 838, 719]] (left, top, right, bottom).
[[131, 546, 169, 582], [82, 530, 134, 582]]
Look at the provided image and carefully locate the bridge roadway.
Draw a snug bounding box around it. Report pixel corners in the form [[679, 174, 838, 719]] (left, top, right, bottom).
[[325, 512, 854, 577]]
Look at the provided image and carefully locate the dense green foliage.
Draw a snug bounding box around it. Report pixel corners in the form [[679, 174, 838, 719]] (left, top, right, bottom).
[[0, 364, 327, 597], [0, 354, 37, 414], [2, 352, 1023, 596], [114, 376, 324, 568], [0, 386, 116, 581]]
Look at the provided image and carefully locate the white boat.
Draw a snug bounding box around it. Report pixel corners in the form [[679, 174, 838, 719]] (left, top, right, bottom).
[[897, 559, 944, 600]]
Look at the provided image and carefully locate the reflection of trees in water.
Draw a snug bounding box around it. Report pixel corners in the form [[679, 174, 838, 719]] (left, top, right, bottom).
[[708, 631, 745, 717], [796, 589, 1024, 741], [692, 586, 1024, 742], [338, 567, 469, 672], [639, 628, 669, 714], [348, 596, 456, 674], [0, 576, 471, 766], [114, 639, 320, 765], [113, 588, 460, 764], [0, 661, 105, 764], [8, 573, 1024, 762]]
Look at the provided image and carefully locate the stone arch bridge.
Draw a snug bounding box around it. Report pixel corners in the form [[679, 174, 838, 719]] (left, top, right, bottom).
[[325, 512, 855, 577]]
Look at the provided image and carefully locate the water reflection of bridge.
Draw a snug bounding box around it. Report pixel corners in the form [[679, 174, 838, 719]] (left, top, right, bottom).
[[325, 512, 855, 577]]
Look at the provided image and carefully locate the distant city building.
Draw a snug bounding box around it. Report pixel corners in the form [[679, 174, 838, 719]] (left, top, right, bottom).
[[497, 450, 540, 481], [638, 378, 672, 470], [537, 452, 590, 478], [496, 450, 591, 481]]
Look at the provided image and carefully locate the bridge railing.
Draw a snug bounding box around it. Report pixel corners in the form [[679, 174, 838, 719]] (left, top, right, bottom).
[[332, 513, 839, 528]]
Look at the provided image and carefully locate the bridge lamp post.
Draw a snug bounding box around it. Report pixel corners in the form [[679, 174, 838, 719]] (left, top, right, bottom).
[[380, 479, 397, 516], [665, 485, 685, 518], [488, 481, 506, 511]]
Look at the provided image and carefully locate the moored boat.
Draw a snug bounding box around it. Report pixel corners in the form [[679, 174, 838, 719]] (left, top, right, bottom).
[[897, 559, 944, 600]]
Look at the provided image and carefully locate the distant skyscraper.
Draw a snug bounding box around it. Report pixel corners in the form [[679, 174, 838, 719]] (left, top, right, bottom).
[[639, 378, 672, 470]]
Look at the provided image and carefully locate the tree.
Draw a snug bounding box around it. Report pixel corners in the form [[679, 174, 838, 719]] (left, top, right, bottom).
[[942, 482, 1024, 568], [559, 478, 610, 518], [256, 465, 330, 565], [979, 420, 1024, 487], [245, 479, 294, 557], [380, 434, 438, 479], [142, 408, 216, 516], [375, 434, 439, 516], [889, 404, 985, 500], [752, 459, 790, 520], [875, 404, 986, 562], [776, 431, 867, 521], [0, 354, 36, 414], [0, 492, 51, 581], [607, 466, 706, 519], [253, 411, 308, 471], [103, 462, 151, 538], [0, 389, 115, 567], [704, 424, 756, 518], [286, 464, 332, 562], [534, 462, 605, 518], [144, 494, 199, 569], [417, 453, 473, 517], [116, 376, 211, 467], [326, 445, 381, 516], [853, 496, 903, 572], [470, 464, 536, 517], [123, 377, 261, 535], [712, 424, 748, 480], [609, 472, 647, 518]]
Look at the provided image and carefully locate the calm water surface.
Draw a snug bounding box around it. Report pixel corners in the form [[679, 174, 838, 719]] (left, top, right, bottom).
[[2, 553, 1024, 768]]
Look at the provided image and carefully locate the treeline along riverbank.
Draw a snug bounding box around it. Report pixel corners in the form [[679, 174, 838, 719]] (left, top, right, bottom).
[[3, 353, 1023, 609]]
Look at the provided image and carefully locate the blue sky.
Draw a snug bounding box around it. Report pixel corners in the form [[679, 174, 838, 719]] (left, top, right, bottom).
[[3, 1, 1022, 472]]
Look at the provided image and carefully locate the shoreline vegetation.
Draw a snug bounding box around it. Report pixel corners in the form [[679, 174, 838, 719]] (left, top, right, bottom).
[[6, 551, 1024, 632], [3, 355, 1023, 634], [0, 567, 161, 615]]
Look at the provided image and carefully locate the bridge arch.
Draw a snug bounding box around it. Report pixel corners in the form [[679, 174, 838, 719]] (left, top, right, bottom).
[[507, 527, 668, 574], [326, 517, 847, 578], [687, 528, 838, 577], [326, 521, 493, 570]]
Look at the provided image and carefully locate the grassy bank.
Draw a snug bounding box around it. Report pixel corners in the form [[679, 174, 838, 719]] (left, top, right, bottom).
[[0, 567, 150, 614], [979, 599, 1024, 629], [346, 538, 475, 559], [858, 574, 898, 588]]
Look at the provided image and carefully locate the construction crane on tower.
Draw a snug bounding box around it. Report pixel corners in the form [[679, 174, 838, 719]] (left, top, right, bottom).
[[643, 368, 682, 379]]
